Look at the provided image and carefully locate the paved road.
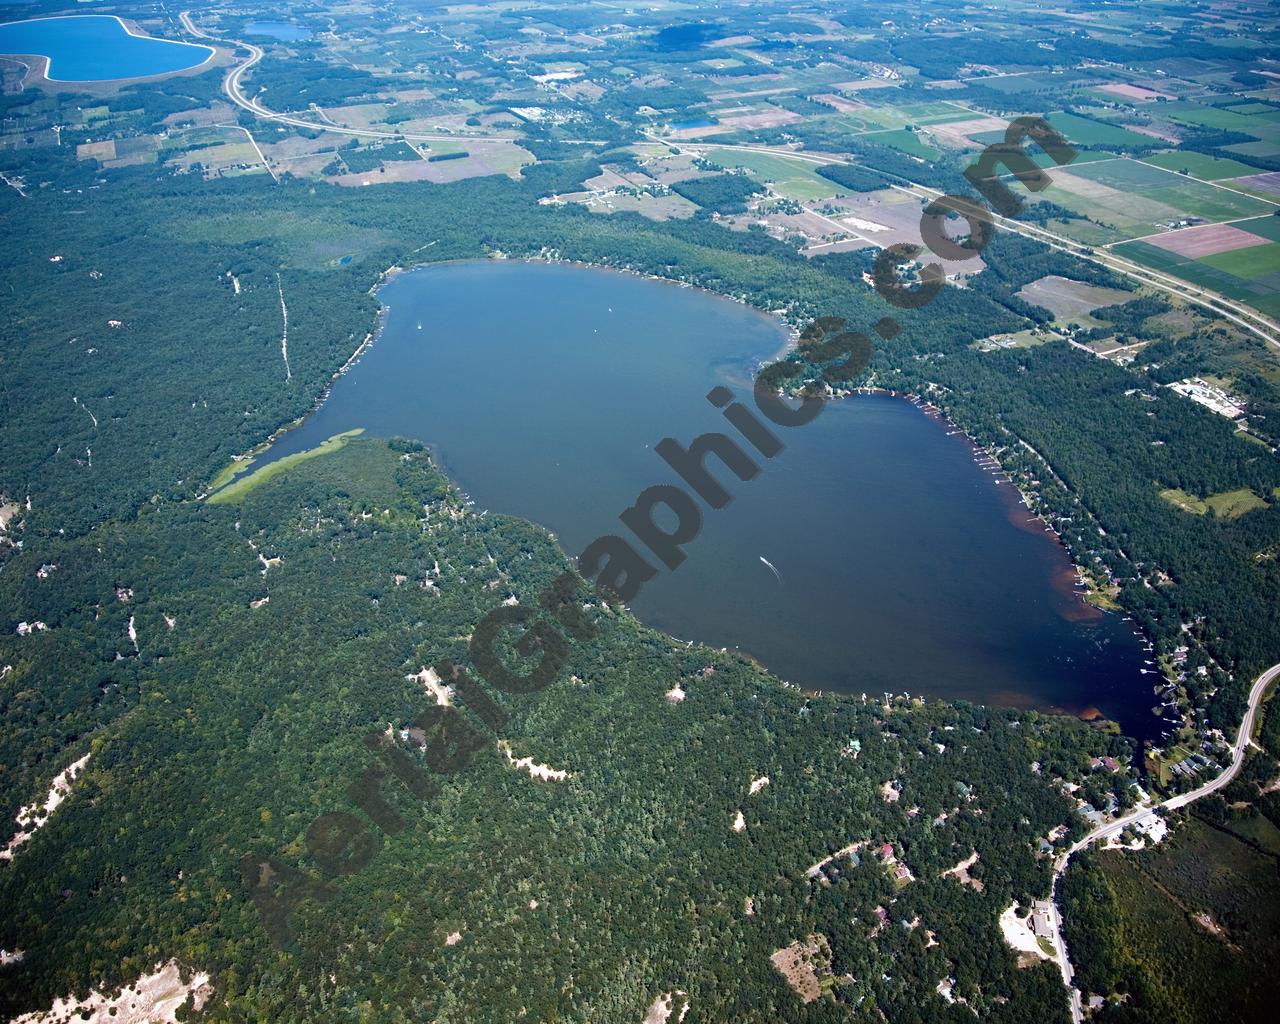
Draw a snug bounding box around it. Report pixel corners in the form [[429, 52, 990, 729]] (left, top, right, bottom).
[[658, 136, 1280, 350], [179, 11, 524, 146], [1050, 661, 1280, 1021]]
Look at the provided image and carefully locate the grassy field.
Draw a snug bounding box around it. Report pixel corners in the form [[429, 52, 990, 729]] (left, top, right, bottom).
[[1063, 157, 1274, 220], [1202, 241, 1280, 278], [1045, 111, 1159, 148], [1226, 139, 1280, 161], [1114, 238, 1280, 317], [862, 127, 940, 160], [208, 430, 365, 504], [1159, 487, 1269, 517], [1235, 216, 1280, 242], [704, 148, 842, 200], [1141, 151, 1260, 181], [1163, 102, 1265, 133]]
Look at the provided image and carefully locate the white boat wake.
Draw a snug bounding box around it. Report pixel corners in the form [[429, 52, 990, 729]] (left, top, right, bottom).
[[759, 556, 782, 585]]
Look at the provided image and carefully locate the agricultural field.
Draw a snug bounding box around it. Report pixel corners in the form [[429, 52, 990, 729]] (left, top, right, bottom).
[[861, 127, 940, 160], [1141, 151, 1260, 181], [1039, 157, 1275, 241], [1116, 217, 1280, 317], [1158, 487, 1269, 518], [703, 148, 843, 201], [1044, 111, 1161, 149]]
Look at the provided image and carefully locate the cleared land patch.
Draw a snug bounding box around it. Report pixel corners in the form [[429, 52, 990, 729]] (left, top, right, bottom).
[[1147, 222, 1272, 259], [769, 934, 833, 1003], [1016, 275, 1131, 321], [1158, 487, 1268, 518]]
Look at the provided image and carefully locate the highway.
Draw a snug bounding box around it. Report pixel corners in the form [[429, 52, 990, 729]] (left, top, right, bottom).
[[658, 136, 1280, 350], [1049, 661, 1280, 1022], [179, 11, 525, 147]]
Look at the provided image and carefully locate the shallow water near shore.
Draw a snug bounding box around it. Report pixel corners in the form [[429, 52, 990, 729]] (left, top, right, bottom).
[[253, 260, 1163, 743]]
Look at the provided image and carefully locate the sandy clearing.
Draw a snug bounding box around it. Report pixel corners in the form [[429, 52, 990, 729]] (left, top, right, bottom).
[[769, 935, 831, 1003], [998, 903, 1049, 960], [1097, 82, 1172, 101], [732, 810, 746, 832], [642, 991, 689, 1024], [805, 840, 865, 878], [2, 753, 91, 862], [1016, 275, 1132, 319], [0, 500, 20, 531], [9, 959, 211, 1024], [942, 850, 984, 890], [408, 666, 453, 706], [276, 274, 291, 382], [749, 775, 770, 794], [497, 740, 570, 781]]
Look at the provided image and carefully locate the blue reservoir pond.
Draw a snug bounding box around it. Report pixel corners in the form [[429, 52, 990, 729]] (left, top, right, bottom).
[[0, 15, 213, 82], [244, 22, 313, 42], [251, 261, 1165, 742]]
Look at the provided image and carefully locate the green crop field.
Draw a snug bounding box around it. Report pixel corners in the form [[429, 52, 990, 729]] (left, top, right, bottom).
[[1203, 241, 1280, 278], [1141, 151, 1259, 180], [704, 148, 844, 200], [863, 127, 940, 159], [1045, 111, 1159, 148], [1116, 239, 1280, 316], [1065, 158, 1173, 188], [1226, 139, 1280, 160], [1234, 216, 1280, 242], [1059, 157, 1274, 223]]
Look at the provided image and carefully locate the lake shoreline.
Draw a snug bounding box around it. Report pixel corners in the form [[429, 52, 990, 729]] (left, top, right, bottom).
[[0, 14, 217, 88], [216, 257, 1160, 741]]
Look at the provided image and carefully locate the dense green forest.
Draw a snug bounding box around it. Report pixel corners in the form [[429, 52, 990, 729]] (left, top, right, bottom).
[[1, 439, 1120, 1022], [3, 0, 1280, 1019]]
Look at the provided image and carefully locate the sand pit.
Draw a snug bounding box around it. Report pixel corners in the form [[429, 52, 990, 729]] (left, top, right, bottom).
[[2, 753, 90, 861], [10, 959, 211, 1024], [498, 741, 570, 781], [998, 903, 1049, 961]]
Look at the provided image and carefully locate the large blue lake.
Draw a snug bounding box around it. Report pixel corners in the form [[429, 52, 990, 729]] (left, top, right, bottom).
[[0, 16, 213, 81], [251, 261, 1166, 742]]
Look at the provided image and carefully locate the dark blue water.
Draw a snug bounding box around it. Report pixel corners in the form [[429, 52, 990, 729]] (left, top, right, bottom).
[[251, 261, 1162, 741], [244, 22, 313, 42], [0, 16, 212, 81]]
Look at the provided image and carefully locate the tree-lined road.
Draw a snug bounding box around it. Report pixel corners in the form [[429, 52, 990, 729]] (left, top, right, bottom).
[[179, 11, 525, 147], [661, 137, 1280, 350], [1051, 661, 1280, 1022]]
